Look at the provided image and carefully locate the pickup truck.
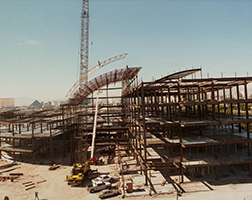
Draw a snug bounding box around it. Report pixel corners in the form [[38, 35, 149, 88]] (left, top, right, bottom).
[[87, 181, 111, 193], [91, 174, 112, 184]]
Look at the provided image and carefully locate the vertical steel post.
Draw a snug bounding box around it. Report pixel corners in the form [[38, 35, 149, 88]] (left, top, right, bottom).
[[236, 85, 241, 132], [50, 123, 53, 165], [198, 86, 201, 119], [141, 83, 148, 185], [62, 105, 66, 157], [229, 86, 234, 131], [223, 88, 226, 120], [244, 81, 251, 159], [211, 82, 215, 120]]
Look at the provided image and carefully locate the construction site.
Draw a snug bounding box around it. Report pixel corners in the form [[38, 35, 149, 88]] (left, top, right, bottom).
[[1, 1, 252, 200], [1, 67, 252, 198]]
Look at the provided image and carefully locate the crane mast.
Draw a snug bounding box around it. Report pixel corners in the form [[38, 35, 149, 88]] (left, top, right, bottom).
[[74, 0, 89, 164], [80, 0, 89, 90]]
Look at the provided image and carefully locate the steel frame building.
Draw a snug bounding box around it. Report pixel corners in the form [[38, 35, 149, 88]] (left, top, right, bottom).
[[1, 67, 252, 190], [122, 68, 252, 185], [0, 67, 141, 165]]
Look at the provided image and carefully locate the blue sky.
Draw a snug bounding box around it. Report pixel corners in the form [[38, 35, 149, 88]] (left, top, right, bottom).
[[0, 0, 252, 102]]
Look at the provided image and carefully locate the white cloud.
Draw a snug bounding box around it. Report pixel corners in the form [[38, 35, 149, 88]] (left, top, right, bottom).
[[25, 39, 41, 46], [18, 37, 41, 46]]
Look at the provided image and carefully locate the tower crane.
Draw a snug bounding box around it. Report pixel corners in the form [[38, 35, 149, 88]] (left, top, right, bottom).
[[69, 0, 127, 169], [66, 53, 127, 97], [68, 0, 127, 98]]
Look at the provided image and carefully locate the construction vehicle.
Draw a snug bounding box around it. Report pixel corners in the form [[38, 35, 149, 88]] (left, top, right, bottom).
[[67, 161, 91, 186], [67, 173, 84, 185], [72, 161, 90, 175], [67, 95, 98, 185]]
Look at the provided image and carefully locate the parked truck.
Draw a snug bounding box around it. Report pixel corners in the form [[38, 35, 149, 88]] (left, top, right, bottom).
[[87, 181, 111, 193]]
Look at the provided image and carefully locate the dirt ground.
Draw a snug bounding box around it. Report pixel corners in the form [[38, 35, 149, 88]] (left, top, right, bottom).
[[1, 155, 252, 200]]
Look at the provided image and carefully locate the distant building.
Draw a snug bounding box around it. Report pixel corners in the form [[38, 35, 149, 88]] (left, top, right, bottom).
[[0, 98, 15, 108], [30, 100, 42, 107], [53, 101, 59, 106], [52, 101, 66, 106], [39, 100, 66, 107], [59, 101, 65, 105], [42, 101, 52, 107]]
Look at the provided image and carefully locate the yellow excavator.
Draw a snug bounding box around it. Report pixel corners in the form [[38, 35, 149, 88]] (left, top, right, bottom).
[[67, 161, 91, 186]]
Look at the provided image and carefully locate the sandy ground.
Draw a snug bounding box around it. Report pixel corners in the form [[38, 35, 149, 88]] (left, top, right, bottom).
[[1, 156, 252, 200]]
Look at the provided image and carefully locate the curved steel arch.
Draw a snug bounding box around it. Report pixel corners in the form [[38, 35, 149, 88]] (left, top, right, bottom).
[[65, 67, 141, 105], [155, 68, 201, 83]]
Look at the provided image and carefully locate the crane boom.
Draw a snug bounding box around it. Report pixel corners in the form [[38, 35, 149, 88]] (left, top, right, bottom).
[[66, 53, 127, 97], [91, 96, 99, 159], [80, 0, 89, 90]]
